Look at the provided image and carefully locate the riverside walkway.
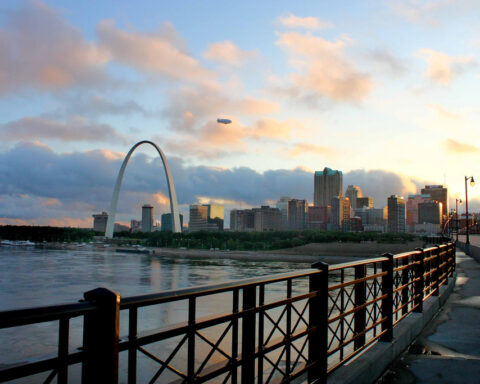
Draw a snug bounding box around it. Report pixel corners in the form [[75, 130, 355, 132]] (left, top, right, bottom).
[[383, 246, 480, 383]]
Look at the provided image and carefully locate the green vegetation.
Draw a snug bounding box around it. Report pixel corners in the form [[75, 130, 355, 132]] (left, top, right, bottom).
[[0, 225, 423, 250], [0, 225, 95, 243], [114, 230, 418, 251]]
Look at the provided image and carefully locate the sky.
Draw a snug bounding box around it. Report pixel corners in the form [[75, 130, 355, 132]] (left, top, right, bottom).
[[0, 0, 479, 228]]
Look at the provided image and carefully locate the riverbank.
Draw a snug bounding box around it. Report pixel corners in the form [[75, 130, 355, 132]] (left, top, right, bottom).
[[15, 239, 428, 265]]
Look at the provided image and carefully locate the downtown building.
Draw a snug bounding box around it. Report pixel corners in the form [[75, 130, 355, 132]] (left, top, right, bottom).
[[387, 195, 406, 233], [230, 206, 282, 232], [287, 199, 307, 230], [161, 213, 184, 232], [421, 185, 448, 218], [189, 204, 224, 232], [92, 212, 108, 233], [142, 204, 154, 232], [307, 205, 331, 230], [345, 185, 362, 210], [314, 168, 343, 207], [406, 194, 431, 231], [330, 197, 350, 230], [416, 200, 443, 234]]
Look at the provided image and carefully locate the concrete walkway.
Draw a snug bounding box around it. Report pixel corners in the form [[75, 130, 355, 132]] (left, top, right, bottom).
[[381, 250, 480, 383]]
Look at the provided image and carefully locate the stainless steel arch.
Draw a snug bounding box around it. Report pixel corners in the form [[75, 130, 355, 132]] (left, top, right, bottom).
[[105, 140, 181, 238]]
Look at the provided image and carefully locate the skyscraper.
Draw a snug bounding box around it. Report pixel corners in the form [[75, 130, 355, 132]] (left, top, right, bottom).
[[356, 197, 373, 209], [387, 195, 406, 233], [204, 204, 224, 231], [276, 196, 293, 230], [189, 205, 208, 232], [314, 168, 343, 207], [287, 199, 307, 230], [330, 197, 350, 230], [92, 212, 108, 233], [161, 213, 184, 232], [345, 185, 362, 210], [421, 185, 448, 217], [142, 204, 154, 232], [406, 194, 431, 230]]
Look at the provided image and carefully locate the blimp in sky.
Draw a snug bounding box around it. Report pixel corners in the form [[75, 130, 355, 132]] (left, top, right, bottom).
[[217, 118, 232, 124]]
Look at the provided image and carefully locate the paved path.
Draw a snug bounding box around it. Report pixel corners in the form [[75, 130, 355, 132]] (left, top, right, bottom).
[[381, 249, 480, 383], [457, 234, 480, 247]]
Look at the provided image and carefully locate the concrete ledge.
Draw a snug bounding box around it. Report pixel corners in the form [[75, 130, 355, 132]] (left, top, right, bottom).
[[327, 273, 456, 384]]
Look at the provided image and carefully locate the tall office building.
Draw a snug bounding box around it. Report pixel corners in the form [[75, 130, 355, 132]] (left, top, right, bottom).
[[253, 206, 282, 231], [92, 212, 108, 233], [406, 194, 431, 229], [287, 199, 307, 230], [189, 205, 208, 232], [276, 196, 293, 229], [161, 213, 184, 232], [387, 195, 406, 233], [421, 185, 448, 217], [356, 197, 373, 209], [230, 209, 255, 231], [314, 168, 343, 207], [204, 204, 224, 231], [345, 185, 363, 210], [418, 201, 443, 225], [330, 197, 350, 230], [142, 204, 154, 232], [307, 205, 331, 230]]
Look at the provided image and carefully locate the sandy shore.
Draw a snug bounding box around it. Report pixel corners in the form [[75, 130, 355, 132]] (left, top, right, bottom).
[[28, 240, 426, 265]]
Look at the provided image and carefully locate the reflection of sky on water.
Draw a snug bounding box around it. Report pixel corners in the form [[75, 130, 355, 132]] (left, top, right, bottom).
[[0, 247, 313, 382]]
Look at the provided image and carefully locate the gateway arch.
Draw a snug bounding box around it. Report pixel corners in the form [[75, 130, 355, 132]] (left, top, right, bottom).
[[105, 140, 181, 238]]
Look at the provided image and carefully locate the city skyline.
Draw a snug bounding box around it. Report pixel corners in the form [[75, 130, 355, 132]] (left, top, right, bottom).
[[0, 0, 479, 227]]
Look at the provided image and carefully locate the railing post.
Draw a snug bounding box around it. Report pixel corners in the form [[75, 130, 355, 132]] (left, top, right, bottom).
[[241, 285, 256, 384], [354, 265, 366, 350], [433, 245, 440, 296], [380, 253, 394, 342], [309, 261, 329, 384], [452, 242, 456, 273], [413, 248, 424, 313], [401, 257, 409, 315], [82, 288, 120, 384]]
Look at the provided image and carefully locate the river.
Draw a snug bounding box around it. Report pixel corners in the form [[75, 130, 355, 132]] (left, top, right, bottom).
[[0, 246, 313, 383]]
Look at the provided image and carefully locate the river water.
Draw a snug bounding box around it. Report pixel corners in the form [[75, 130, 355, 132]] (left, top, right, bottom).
[[0, 247, 313, 383]]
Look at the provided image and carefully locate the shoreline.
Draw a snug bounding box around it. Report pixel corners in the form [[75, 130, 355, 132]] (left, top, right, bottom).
[[1, 239, 426, 265]]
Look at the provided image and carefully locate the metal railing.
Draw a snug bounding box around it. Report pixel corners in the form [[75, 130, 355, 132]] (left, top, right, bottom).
[[0, 242, 456, 384]]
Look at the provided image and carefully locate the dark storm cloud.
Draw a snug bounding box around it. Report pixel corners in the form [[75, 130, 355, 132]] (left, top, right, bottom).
[[0, 142, 437, 225]]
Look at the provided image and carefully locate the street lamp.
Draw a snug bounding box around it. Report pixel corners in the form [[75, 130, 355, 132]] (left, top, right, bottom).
[[456, 198, 462, 242], [465, 176, 475, 245]]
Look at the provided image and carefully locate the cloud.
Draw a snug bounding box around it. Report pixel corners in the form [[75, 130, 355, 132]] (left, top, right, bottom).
[[429, 104, 460, 120], [157, 117, 294, 160], [0, 0, 107, 94], [0, 116, 127, 143], [277, 13, 333, 30], [97, 20, 216, 85], [203, 41, 258, 65], [276, 32, 372, 102], [389, 0, 476, 26], [417, 48, 476, 85], [445, 138, 480, 154], [0, 142, 428, 226], [365, 48, 407, 75], [288, 143, 334, 157], [51, 95, 148, 118]]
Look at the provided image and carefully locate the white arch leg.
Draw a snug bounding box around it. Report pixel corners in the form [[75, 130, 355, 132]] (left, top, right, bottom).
[[105, 141, 181, 238]]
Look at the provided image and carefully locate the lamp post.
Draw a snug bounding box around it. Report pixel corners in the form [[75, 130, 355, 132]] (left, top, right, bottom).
[[456, 198, 462, 242], [465, 176, 475, 245]]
